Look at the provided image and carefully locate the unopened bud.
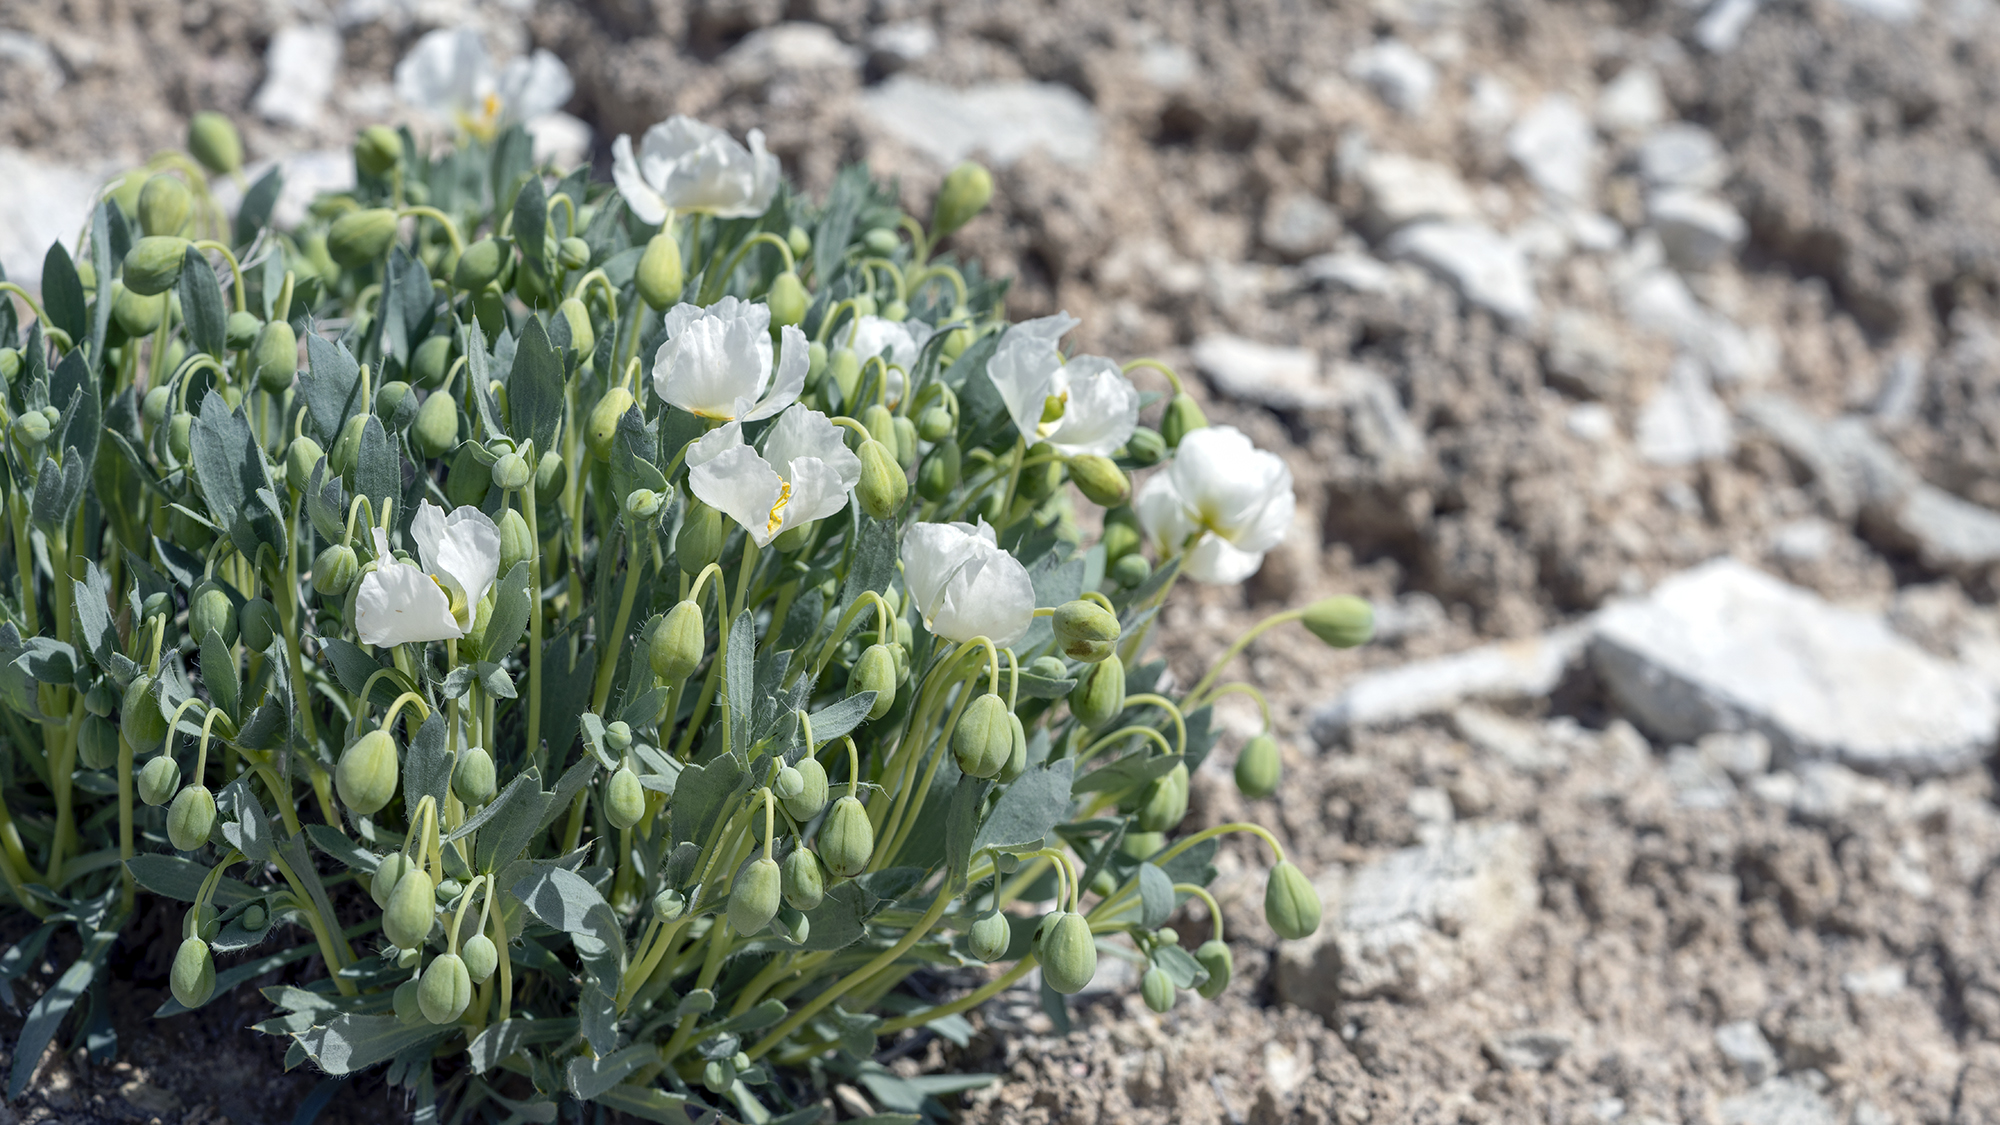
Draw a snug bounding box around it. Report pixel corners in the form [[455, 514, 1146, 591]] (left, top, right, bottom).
[[123, 236, 192, 297], [781, 758, 828, 822], [335, 729, 399, 816], [419, 952, 472, 1023], [932, 161, 994, 238], [490, 452, 530, 492], [1052, 600, 1120, 663], [952, 693, 1014, 779], [312, 544, 359, 597], [587, 385, 634, 461], [917, 437, 961, 503], [625, 488, 662, 520], [1195, 939, 1233, 999], [782, 848, 825, 911], [138, 175, 192, 238], [171, 937, 216, 1008], [328, 208, 399, 269], [676, 498, 724, 575], [1036, 911, 1097, 995], [454, 746, 496, 805], [558, 296, 595, 360], [1124, 427, 1166, 466], [113, 284, 167, 337], [855, 438, 907, 520], [187, 112, 243, 175], [636, 232, 684, 310], [167, 784, 216, 851], [967, 910, 1010, 963], [251, 319, 299, 393], [412, 390, 459, 459], [557, 236, 590, 271], [1234, 734, 1281, 799], [604, 767, 645, 830], [1301, 596, 1373, 649], [1263, 860, 1321, 940], [818, 795, 874, 878], [1069, 653, 1125, 729], [1160, 393, 1207, 448], [728, 856, 782, 935], [354, 125, 403, 177], [453, 239, 507, 292], [1141, 965, 1176, 1013], [767, 271, 807, 328], [1068, 454, 1130, 507], [848, 644, 897, 720], [650, 601, 705, 682]]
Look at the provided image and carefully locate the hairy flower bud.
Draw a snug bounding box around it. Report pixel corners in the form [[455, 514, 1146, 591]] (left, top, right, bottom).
[[1263, 861, 1321, 940], [171, 937, 216, 1009], [187, 112, 243, 175], [1069, 654, 1125, 730], [782, 758, 828, 822], [1053, 600, 1120, 664], [328, 208, 400, 269], [1195, 939, 1233, 999], [75, 714, 118, 770], [558, 297, 595, 360], [917, 406, 954, 443], [782, 848, 825, 911], [113, 284, 167, 337], [997, 713, 1029, 783], [354, 125, 403, 177], [336, 729, 399, 816], [651, 889, 687, 923], [453, 238, 507, 292], [818, 795, 874, 878], [952, 693, 1014, 779], [892, 416, 918, 470], [1160, 393, 1208, 448], [1124, 426, 1166, 466], [636, 232, 684, 310], [226, 310, 263, 350], [328, 413, 368, 477], [461, 933, 499, 985], [408, 336, 452, 392], [138, 755, 181, 807], [650, 601, 705, 682], [932, 161, 994, 238], [121, 674, 168, 753], [453, 746, 496, 805], [1067, 454, 1130, 508], [676, 498, 724, 575], [419, 952, 472, 1023], [189, 582, 237, 647], [138, 175, 193, 238], [586, 385, 634, 461], [1141, 964, 1176, 1013], [312, 544, 359, 597], [1111, 554, 1152, 589], [967, 910, 1011, 963], [404, 390, 457, 459], [828, 348, 861, 409], [233, 598, 277, 655], [1120, 831, 1165, 860], [1137, 762, 1190, 833], [862, 228, 900, 257], [1037, 911, 1097, 995], [393, 979, 423, 1024], [855, 438, 906, 520], [1301, 595, 1374, 649], [728, 856, 782, 935], [123, 236, 191, 296], [848, 644, 897, 720], [917, 437, 961, 503], [557, 237, 590, 271], [250, 319, 299, 393], [167, 784, 216, 851], [489, 451, 531, 492], [604, 767, 645, 830], [383, 867, 436, 949], [1234, 735, 1281, 799], [767, 271, 807, 328], [371, 852, 415, 909], [702, 1059, 735, 1094]]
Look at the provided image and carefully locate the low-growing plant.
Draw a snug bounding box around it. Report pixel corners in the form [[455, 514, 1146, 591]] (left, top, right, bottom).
[[0, 92, 1369, 1120]]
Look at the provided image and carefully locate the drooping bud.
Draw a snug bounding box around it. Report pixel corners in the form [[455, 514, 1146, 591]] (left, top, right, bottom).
[[419, 952, 472, 1023], [917, 437, 961, 503], [862, 228, 900, 257], [489, 451, 531, 492], [189, 581, 237, 646], [354, 125, 404, 177], [454, 746, 497, 805], [11, 411, 50, 450], [493, 508, 532, 582], [676, 498, 724, 575], [1141, 964, 1176, 1013], [382, 866, 436, 949], [1301, 596, 1374, 649], [167, 784, 216, 851], [767, 271, 807, 328], [557, 237, 591, 271], [409, 390, 458, 459], [650, 601, 705, 682], [453, 238, 507, 292], [1195, 939, 1233, 1000], [84, 681, 117, 718], [328, 208, 401, 269], [1069, 653, 1126, 729], [312, 544, 359, 597], [1067, 454, 1130, 508], [855, 438, 907, 520], [818, 795, 874, 878], [604, 767, 645, 830], [284, 436, 324, 490], [328, 413, 368, 476], [446, 446, 490, 508], [829, 348, 861, 409], [371, 852, 415, 909], [226, 310, 263, 350], [586, 385, 634, 461], [461, 933, 498, 984], [1263, 861, 1321, 940], [251, 319, 299, 393], [1136, 762, 1189, 833], [138, 755, 181, 807], [651, 889, 687, 923], [113, 284, 167, 337], [728, 856, 782, 935], [997, 713, 1029, 783], [1234, 734, 1281, 799], [75, 715, 118, 770], [1036, 911, 1097, 994], [917, 406, 954, 443], [892, 416, 918, 470], [393, 979, 424, 1024], [170, 937, 216, 1008], [882, 300, 909, 323], [773, 766, 805, 803], [239, 597, 280, 654], [782, 848, 825, 911], [410, 336, 453, 391], [558, 297, 595, 360], [1052, 600, 1120, 663], [121, 674, 168, 753], [636, 232, 684, 310], [967, 910, 1011, 963], [1111, 554, 1152, 588], [1124, 427, 1166, 466], [605, 722, 632, 751], [1160, 393, 1207, 448], [187, 112, 244, 175], [782, 758, 828, 822], [952, 693, 1014, 779], [335, 729, 399, 816], [123, 236, 192, 296], [848, 644, 897, 720], [932, 161, 994, 239], [138, 175, 193, 238]]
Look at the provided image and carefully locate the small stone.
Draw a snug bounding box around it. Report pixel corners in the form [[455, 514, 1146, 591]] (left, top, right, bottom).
[[1301, 251, 1401, 295], [1770, 518, 1836, 563], [1696, 0, 1765, 55], [1597, 66, 1667, 134], [1666, 745, 1737, 809], [1635, 357, 1733, 466], [1138, 41, 1199, 90], [1544, 309, 1627, 399], [1347, 40, 1437, 115], [1386, 221, 1538, 324], [1566, 403, 1618, 444], [1312, 627, 1591, 743], [1715, 1020, 1780, 1085], [862, 76, 1100, 169], [0, 149, 105, 285], [1451, 706, 1569, 774], [1834, 0, 1920, 20], [1356, 152, 1478, 232], [1873, 484, 2000, 575], [721, 22, 861, 86], [1699, 730, 1772, 780], [1637, 124, 1729, 191], [251, 25, 342, 128], [1191, 335, 1327, 410], [1790, 761, 1889, 824], [866, 22, 938, 69], [1484, 1029, 1574, 1072], [1718, 1078, 1836, 1125], [1507, 95, 1598, 203], [1619, 267, 1776, 383], [118, 1080, 182, 1115], [1841, 964, 1907, 996], [1464, 73, 1516, 137], [0, 31, 63, 97], [1331, 363, 1428, 475], [1260, 192, 1342, 260], [1649, 189, 1746, 270]]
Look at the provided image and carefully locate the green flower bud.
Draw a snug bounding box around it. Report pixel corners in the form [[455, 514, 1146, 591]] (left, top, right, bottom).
[[490, 451, 530, 492], [453, 239, 507, 292], [121, 674, 168, 753], [1195, 939, 1233, 1000], [167, 784, 216, 851], [1069, 654, 1125, 729], [371, 852, 415, 909], [0, 348, 20, 383], [787, 225, 812, 258], [1160, 393, 1207, 448], [1037, 911, 1097, 995], [773, 766, 805, 802], [460, 933, 499, 985], [445, 446, 490, 508], [650, 600, 705, 682], [141, 385, 171, 426], [1302, 595, 1374, 649], [1142, 964, 1176, 1013], [1110, 554, 1152, 589], [393, 979, 424, 1024], [171, 937, 216, 1008], [933, 161, 994, 238], [782, 848, 825, 911], [952, 693, 1014, 779], [138, 174, 193, 238], [184, 903, 219, 942], [1053, 600, 1120, 663], [225, 310, 262, 350], [375, 380, 414, 425], [113, 284, 168, 337], [702, 1059, 736, 1094], [1018, 459, 1063, 503], [772, 521, 814, 553], [829, 348, 861, 408], [917, 437, 961, 503], [558, 296, 595, 360], [882, 299, 909, 323], [807, 340, 829, 384], [1263, 861, 1321, 940], [862, 228, 900, 258], [328, 208, 400, 269], [335, 729, 399, 816], [605, 721, 632, 751], [187, 112, 244, 175], [557, 236, 590, 271], [767, 271, 807, 328], [328, 412, 367, 476], [1068, 454, 1130, 508], [312, 544, 359, 597], [1234, 734, 1281, 799], [782, 758, 828, 822], [410, 335, 453, 391], [237, 597, 278, 654], [849, 644, 898, 720], [997, 713, 1029, 783], [250, 319, 298, 393], [892, 415, 919, 470], [454, 746, 496, 805], [636, 232, 684, 310], [728, 856, 782, 935], [240, 902, 269, 931], [411, 389, 459, 459], [123, 236, 192, 296], [915, 407, 952, 444], [586, 385, 634, 461], [605, 767, 645, 830], [354, 125, 403, 177], [860, 403, 896, 448], [167, 412, 193, 462], [77, 714, 119, 770], [536, 449, 566, 503], [12, 411, 50, 449], [651, 889, 687, 923], [818, 795, 874, 878], [284, 436, 323, 489], [855, 438, 907, 520], [1028, 655, 1067, 681], [494, 508, 532, 582], [1120, 830, 1165, 860], [419, 952, 472, 1023], [941, 324, 973, 361], [1124, 427, 1166, 466], [190, 582, 237, 646], [1136, 762, 1189, 833], [967, 910, 1010, 963], [383, 867, 437, 949], [676, 498, 724, 575], [84, 680, 117, 718], [138, 755, 181, 807]]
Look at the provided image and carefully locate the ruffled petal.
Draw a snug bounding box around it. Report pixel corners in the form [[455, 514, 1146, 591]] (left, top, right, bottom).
[[932, 538, 1036, 647], [434, 506, 501, 621], [776, 455, 853, 533], [356, 564, 464, 646], [654, 317, 748, 418], [1134, 471, 1198, 555], [1181, 532, 1270, 585], [1045, 355, 1140, 457], [411, 500, 447, 575], [899, 522, 976, 630], [988, 313, 1079, 447], [689, 443, 786, 546], [395, 28, 487, 116], [742, 325, 809, 422], [498, 49, 573, 125], [612, 134, 669, 226]]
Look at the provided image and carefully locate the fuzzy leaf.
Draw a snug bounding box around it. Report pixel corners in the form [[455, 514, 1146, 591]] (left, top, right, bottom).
[[971, 759, 1075, 855]]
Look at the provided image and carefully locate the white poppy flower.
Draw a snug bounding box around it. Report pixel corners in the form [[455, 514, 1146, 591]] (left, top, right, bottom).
[[1134, 426, 1294, 585], [652, 297, 808, 422], [686, 406, 862, 548], [842, 316, 933, 407], [987, 312, 1139, 457], [394, 28, 573, 139], [900, 520, 1036, 648], [611, 116, 781, 224], [354, 501, 503, 646]]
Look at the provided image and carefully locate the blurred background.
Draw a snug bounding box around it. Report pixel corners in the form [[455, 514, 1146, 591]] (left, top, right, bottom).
[[6, 1, 2000, 1122]]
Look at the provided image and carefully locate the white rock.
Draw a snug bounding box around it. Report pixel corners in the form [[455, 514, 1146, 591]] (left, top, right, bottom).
[[1138, 41, 1198, 90], [1301, 251, 1401, 295], [252, 25, 343, 129], [1260, 192, 1342, 260], [1841, 963, 1907, 996], [1507, 95, 1599, 203], [1191, 334, 1326, 409], [1312, 626, 1590, 742], [1452, 706, 1570, 774], [0, 31, 63, 97], [1368, 592, 1449, 642], [1464, 73, 1516, 137], [861, 76, 1100, 169], [1834, 0, 1921, 20], [0, 149, 106, 286], [1356, 153, 1478, 231], [1875, 484, 2000, 573], [1386, 221, 1538, 324], [1591, 558, 2000, 774], [1649, 189, 1746, 270], [867, 22, 938, 67], [1700, 729, 1773, 780], [1715, 1021, 1780, 1085], [1347, 40, 1437, 115], [1637, 124, 1729, 191], [1484, 1029, 1574, 1072], [1697, 0, 1765, 54], [1718, 1078, 1837, 1125], [1635, 357, 1733, 465], [1771, 517, 1836, 562], [1667, 745, 1738, 808], [1567, 403, 1618, 444], [722, 22, 861, 85], [1872, 350, 1925, 423], [1597, 66, 1667, 134], [1790, 761, 1891, 823], [1565, 208, 1626, 253], [1545, 309, 1627, 399], [211, 150, 358, 231], [1619, 266, 1776, 383], [1333, 363, 1428, 475]]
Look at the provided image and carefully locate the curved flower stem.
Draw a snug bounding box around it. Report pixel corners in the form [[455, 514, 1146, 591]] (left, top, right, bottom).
[[1198, 681, 1275, 733], [1120, 357, 1186, 395], [904, 263, 968, 310], [1077, 725, 1174, 766], [190, 240, 248, 312], [1174, 883, 1225, 942], [398, 206, 465, 257], [715, 232, 796, 290], [808, 590, 893, 682], [1185, 608, 1306, 704]]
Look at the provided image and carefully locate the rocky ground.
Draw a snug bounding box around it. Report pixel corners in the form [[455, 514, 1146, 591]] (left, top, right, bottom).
[[6, 0, 2000, 1121]]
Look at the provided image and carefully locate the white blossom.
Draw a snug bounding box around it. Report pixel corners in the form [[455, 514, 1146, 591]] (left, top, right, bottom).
[[987, 312, 1139, 457], [652, 297, 808, 422], [686, 406, 862, 547], [394, 28, 573, 140], [900, 520, 1036, 647], [354, 501, 502, 646], [842, 316, 933, 407], [1134, 426, 1294, 584], [612, 116, 781, 224]]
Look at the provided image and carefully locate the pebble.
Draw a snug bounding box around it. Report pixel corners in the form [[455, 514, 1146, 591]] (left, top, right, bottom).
[[1483, 1029, 1574, 1072], [1452, 706, 1570, 774], [1301, 250, 1402, 295], [1715, 1020, 1781, 1085], [1347, 40, 1438, 115], [0, 148, 106, 285], [1544, 309, 1627, 399], [861, 76, 1100, 169], [1190, 334, 1328, 409], [1566, 403, 1618, 444], [1506, 95, 1598, 203], [1591, 558, 1999, 775], [1385, 221, 1538, 324], [1259, 192, 1343, 260], [1356, 152, 1479, 231], [1697, 0, 1765, 55], [1311, 626, 1591, 743], [1666, 744, 1737, 809], [721, 23, 862, 86], [1619, 266, 1776, 383], [252, 25, 343, 128], [0, 31, 63, 97], [1717, 1077, 1837, 1125], [1635, 357, 1734, 466], [866, 22, 939, 69], [1597, 66, 1667, 134], [1637, 124, 1729, 191], [1648, 189, 1747, 270]]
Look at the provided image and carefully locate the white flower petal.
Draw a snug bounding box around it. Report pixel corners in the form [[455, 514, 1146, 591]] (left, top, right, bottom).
[[988, 313, 1080, 447], [685, 421, 746, 470], [689, 442, 786, 547], [627, 116, 780, 219], [395, 29, 489, 116], [613, 134, 670, 226], [356, 564, 464, 646], [1045, 355, 1140, 457], [497, 49, 573, 126], [740, 325, 809, 422], [1182, 532, 1270, 585], [899, 520, 1033, 647], [760, 406, 857, 483], [776, 454, 853, 533], [434, 506, 502, 620], [1136, 425, 1295, 585]]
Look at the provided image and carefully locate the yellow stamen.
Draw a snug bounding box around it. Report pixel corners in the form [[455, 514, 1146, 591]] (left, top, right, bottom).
[[765, 481, 793, 537]]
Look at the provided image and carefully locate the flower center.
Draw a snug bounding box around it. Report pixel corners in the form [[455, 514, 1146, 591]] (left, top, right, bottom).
[[433, 574, 468, 623], [1037, 391, 1068, 438], [765, 480, 793, 536]]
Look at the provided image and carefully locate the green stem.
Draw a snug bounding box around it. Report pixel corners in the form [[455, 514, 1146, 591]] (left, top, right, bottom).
[[590, 528, 645, 714]]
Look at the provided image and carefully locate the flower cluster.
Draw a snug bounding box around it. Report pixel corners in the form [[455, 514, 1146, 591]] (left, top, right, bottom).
[[0, 68, 1371, 1120]]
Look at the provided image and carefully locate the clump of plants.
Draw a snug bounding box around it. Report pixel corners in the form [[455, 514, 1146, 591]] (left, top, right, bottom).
[[0, 86, 1367, 1119]]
